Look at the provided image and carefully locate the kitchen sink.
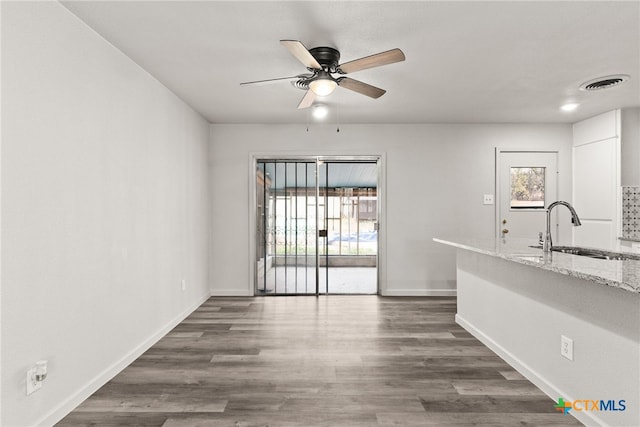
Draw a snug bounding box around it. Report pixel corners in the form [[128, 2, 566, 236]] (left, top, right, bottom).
[[551, 246, 640, 261]]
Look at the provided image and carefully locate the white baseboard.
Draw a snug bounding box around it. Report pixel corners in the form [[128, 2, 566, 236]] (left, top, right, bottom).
[[211, 288, 456, 297], [382, 289, 457, 296], [210, 288, 253, 296], [39, 292, 211, 427], [455, 314, 604, 427]]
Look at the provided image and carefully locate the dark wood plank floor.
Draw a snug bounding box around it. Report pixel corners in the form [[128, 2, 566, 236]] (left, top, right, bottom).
[[56, 296, 583, 426]]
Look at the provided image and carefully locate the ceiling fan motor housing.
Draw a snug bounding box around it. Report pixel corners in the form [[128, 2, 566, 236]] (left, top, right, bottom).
[[309, 47, 341, 72]]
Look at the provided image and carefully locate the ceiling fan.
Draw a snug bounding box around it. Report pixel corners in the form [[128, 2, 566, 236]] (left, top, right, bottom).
[[240, 40, 406, 109]]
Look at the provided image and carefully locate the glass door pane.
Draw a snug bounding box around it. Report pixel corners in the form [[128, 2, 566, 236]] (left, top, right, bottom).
[[320, 161, 378, 294], [318, 161, 328, 295], [256, 160, 317, 294]]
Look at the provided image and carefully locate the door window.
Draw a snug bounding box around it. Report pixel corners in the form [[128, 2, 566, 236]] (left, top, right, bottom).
[[510, 167, 546, 209]]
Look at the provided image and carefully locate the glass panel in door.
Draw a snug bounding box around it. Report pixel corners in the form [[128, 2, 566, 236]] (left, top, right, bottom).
[[319, 161, 378, 294], [256, 160, 318, 294]]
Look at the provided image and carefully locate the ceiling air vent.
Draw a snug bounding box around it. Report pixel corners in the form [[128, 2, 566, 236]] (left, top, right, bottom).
[[579, 74, 630, 91]]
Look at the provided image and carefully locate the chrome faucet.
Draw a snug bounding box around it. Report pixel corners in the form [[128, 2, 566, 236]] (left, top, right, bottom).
[[543, 201, 582, 253]]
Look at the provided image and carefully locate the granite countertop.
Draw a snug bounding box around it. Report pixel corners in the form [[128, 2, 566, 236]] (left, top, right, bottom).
[[433, 237, 640, 294], [620, 236, 640, 243]]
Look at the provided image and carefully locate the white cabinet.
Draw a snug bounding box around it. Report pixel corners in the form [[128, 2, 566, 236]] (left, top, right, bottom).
[[621, 108, 640, 186], [620, 240, 640, 253], [572, 110, 621, 250]]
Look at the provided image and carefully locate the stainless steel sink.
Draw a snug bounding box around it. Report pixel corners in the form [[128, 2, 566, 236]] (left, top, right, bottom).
[[551, 246, 640, 261]]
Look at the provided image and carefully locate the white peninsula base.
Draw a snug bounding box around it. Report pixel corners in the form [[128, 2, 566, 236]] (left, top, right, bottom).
[[438, 240, 640, 427]]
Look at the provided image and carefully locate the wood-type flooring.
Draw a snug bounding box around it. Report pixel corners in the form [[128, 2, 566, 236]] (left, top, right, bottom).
[[57, 296, 583, 426]]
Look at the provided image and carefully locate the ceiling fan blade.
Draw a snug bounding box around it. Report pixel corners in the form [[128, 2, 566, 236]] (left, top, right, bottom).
[[280, 40, 322, 70], [240, 75, 303, 86], [338, 78, 386, 99], [338, 48, 405, 74], [297, 90, 316, 109]]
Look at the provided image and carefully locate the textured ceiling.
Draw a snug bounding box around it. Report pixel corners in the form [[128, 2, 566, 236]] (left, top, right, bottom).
[[61, 1, 640, 124]]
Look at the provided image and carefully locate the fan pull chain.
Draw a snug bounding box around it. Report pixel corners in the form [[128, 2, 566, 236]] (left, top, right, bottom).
[[336, 105, 340, 133]]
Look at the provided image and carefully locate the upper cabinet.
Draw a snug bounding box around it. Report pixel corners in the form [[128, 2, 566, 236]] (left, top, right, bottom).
[[621, 108, 640, 187], [572, 110, 620, 250], [572, 108, 640, 250], [621, 108, 640, 248]]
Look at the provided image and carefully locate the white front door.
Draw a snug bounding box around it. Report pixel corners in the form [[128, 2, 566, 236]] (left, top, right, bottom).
[[497, 151, 558, 241]]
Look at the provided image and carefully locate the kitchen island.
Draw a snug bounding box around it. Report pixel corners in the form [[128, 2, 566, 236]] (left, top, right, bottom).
[[434, 237, 639, 427]]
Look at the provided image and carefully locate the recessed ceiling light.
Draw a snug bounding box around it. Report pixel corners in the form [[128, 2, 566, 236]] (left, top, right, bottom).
[[312, 104, 329, 119], [561, 103, 579, 112]]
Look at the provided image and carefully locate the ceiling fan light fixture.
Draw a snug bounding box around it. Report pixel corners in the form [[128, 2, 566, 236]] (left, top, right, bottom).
[[309, 76, 337, 97]]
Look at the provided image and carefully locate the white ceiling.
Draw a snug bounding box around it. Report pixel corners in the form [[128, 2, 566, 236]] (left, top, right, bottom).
[[61, 1, 640, 124]]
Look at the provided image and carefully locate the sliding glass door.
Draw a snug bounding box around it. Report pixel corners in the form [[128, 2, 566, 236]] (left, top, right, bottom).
[[255, 158, 378, 295]]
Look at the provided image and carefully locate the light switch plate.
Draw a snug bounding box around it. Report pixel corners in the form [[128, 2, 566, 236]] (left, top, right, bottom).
[[483, 194, 494, 205]]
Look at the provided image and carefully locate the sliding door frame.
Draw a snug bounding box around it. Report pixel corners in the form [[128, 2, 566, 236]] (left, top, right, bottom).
[[248, 153, 387, 296]]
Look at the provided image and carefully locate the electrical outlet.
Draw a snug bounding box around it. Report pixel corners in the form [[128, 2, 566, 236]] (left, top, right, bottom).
[[483, 194, 494, 205], [561, 335, 574, 361], [181, 279, 186, 291], [26, 367, 41, 395]]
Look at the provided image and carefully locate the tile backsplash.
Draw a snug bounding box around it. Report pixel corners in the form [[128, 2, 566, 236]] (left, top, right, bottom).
[[622, 186, 640, 240]]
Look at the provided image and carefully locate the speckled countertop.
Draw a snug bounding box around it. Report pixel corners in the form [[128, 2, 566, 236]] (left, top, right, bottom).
[[434, 237, 640, 294], [620, 236, 640, 243]]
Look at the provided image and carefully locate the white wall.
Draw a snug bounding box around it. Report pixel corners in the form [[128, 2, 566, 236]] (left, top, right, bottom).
[[572, 110, 621, 249], [1, 3, 210, 426], [209, 123, 572, 296]]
